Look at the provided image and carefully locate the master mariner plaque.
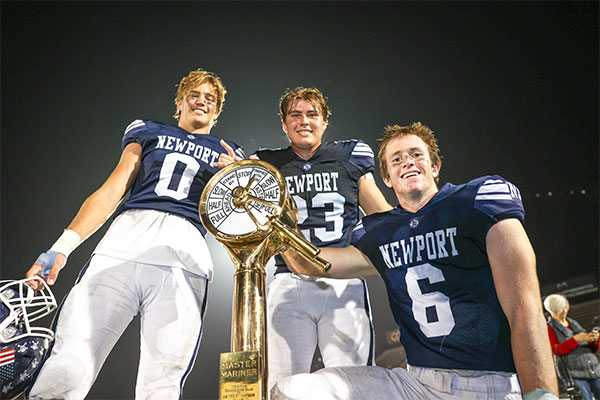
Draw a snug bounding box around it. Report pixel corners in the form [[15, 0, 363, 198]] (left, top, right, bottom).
[[199, 160, 329, 400]]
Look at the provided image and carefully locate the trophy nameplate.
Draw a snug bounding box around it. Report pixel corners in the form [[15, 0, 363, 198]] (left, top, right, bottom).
[[219, 351, 260, 400]]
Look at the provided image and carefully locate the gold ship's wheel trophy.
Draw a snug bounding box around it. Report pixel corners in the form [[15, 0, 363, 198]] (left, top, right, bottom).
[[199, 160, 330, 400]]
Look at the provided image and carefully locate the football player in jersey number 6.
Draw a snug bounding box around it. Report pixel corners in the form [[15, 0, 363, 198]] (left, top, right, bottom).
[[218, 87, 392, 389], [274, 123, 559, 400], [25, 69, 244, 399]]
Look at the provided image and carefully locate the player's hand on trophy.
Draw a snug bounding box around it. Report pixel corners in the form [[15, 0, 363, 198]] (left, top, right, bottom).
[[267, 226, 292, 255], [26, 251, 67, 289], [279, 244, 329, 277], [269, 216, 331, 273]]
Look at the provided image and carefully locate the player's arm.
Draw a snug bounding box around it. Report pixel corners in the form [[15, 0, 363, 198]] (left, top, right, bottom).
[[357, 173, 393, 215], [486, 218, 559, 398], [26, 142, 143, 289], [281, 245, 378, 279]]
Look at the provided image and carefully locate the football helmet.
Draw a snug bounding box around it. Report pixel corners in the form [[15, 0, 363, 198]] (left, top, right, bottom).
[[0, 277, 57, 399]]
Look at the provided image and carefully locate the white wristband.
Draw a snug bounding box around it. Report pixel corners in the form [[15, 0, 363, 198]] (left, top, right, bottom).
[[49, 229, 82, 258]]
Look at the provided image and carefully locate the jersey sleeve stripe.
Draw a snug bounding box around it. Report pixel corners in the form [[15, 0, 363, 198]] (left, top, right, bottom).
[[351, 220, 367, 244], [124, 119, 145, 134], [352, 150, 375, 157], [352, 144, 374, 157], [481, 178, 505, 185], [475, 194, 515, 201], [234, 148, 246, 159], [477, 183, 510, 194], [353, 142, 371, 148], [348, 141, 376, 172]]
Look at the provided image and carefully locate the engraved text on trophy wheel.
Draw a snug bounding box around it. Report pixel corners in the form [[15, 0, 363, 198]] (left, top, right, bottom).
[[205, 166, 284, 236]]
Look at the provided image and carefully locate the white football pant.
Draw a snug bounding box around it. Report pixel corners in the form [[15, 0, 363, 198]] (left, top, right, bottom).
[[29, 254, 208, 400], [267, 273, 374, 389], [271, 364, 522, 400]]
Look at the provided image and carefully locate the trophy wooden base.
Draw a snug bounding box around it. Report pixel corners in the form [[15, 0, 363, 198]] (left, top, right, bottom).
[[219, 350, 263, 400]]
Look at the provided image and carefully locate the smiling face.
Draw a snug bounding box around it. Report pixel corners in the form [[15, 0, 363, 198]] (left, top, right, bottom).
[[176, 82, 220, 134], [282, 99, 327, 159], [383, 134, 440, 199]]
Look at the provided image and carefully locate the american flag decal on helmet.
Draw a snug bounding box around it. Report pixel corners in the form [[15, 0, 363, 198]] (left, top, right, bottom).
[[0, 347, 15, 382]]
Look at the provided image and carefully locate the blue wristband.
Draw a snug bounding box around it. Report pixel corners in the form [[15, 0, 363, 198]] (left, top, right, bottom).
[[523, 389, 559, 400], [35, 250, 59, 278]]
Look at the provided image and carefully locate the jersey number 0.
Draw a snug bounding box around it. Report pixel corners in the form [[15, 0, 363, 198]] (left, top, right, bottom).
[[154, 153, 200, 200]]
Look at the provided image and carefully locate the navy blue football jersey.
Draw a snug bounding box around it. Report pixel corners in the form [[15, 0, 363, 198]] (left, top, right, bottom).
[[117, 119, 244, 235], [352, 175, 524, 372], [255, 140, 374, 274]]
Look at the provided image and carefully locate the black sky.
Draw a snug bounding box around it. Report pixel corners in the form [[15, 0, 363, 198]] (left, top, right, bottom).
[[2, 2, 598, 399]]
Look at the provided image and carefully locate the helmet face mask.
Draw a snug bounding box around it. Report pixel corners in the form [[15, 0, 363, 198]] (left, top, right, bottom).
[[0, 277, 57, 343], [0, 277, 57, 399]]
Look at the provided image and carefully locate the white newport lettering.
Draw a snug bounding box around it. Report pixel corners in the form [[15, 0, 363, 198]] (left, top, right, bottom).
[[415, 235, 425, 262], [174, 139, 187, 152], [400, 237, 415, 265], [164, 136, 176, 150], [156, 135, 166, 148], [285, 172, 339, 195], [155, 135, 221, 167], [379, 227, 459, 269]]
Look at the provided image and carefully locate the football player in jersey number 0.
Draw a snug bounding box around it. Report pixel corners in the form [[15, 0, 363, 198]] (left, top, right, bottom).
[[25, 69, 244, 399], [217, 87, 392, 390], [274, 123, 559, 400]]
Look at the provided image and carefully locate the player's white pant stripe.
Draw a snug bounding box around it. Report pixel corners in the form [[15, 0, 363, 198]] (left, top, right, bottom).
[[178, 280, 209, 400], [361, 278, 376, 365]]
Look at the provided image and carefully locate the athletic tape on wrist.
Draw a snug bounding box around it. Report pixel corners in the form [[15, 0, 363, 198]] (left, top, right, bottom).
[[49, 229, 82, 258], [35, 250, 58, 278]]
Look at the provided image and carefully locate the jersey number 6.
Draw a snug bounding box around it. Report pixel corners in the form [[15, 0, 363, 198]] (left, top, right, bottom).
[[405, 263, 456, 338]]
